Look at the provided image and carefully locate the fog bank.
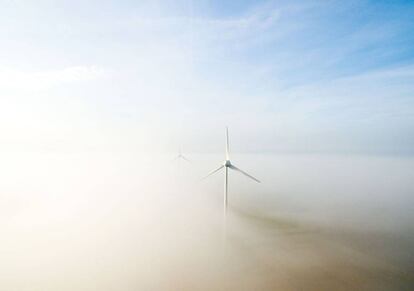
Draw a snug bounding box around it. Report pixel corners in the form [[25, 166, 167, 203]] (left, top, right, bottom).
[[0, 152, 413, 290]]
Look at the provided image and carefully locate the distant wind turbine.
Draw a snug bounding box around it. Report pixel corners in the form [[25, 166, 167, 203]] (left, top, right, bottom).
[[203, 127, 260, 214], [173, 146, 190, 162]]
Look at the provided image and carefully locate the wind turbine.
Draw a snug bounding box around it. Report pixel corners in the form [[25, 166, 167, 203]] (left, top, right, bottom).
[[204, 127, 260, 214], [173, 146, 190, 162]]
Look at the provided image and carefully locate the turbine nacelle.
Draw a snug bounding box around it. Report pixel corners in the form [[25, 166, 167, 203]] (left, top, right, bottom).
[[224, 160, 232, 167]]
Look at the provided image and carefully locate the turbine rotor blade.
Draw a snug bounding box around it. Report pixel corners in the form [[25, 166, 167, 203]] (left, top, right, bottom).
[[202, 165, 224, 179], [229, 165, 261, 183], [225, 127, 230, 160], [181, 155, 191, 162]]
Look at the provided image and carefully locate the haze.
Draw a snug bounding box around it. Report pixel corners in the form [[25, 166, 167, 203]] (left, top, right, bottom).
[[1, 1, 414, 290]]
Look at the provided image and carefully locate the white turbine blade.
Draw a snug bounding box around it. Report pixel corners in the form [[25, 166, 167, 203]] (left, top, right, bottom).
[[181, 155, 191, 162], [202, 165, 224, 179], [229, 165, 261, 183], [225, 127, 230, 160]]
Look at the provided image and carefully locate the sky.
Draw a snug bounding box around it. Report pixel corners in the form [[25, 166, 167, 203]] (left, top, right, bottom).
[[1, 0, 414, 154]]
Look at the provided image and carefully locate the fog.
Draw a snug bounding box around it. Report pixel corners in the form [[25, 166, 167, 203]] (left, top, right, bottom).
[[1, 152, 413, 290]]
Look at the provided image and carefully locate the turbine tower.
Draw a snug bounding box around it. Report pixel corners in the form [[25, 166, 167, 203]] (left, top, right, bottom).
[[204, 127, 260, 214]]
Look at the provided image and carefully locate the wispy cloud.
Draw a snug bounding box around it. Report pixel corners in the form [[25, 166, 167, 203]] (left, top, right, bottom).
[[0, 0, 413, 154], [0, 66, 108, 92]]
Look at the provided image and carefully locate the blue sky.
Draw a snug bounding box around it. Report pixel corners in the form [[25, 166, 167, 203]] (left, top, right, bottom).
[[1, 0, 413, 154]]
